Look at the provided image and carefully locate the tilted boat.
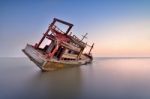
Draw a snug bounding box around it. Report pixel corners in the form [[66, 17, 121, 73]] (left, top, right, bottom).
[[22, 18, 94, 71]]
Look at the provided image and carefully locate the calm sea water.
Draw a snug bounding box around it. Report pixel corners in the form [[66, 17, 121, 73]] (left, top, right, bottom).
[[0, 57, 150, 99]]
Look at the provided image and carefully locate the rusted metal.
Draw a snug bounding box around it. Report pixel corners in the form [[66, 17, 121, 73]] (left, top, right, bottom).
[[22, 18, 94, 71]]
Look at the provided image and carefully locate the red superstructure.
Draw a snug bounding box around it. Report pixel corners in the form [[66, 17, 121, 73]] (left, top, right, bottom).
[[23, 18, 94, 71]]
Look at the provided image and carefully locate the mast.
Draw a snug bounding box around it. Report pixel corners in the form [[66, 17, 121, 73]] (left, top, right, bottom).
[[88, 43, 94, 55], [81, 33, 88, 41]]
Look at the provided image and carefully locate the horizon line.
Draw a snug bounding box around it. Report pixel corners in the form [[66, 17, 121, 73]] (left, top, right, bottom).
[[0, 56, 150, 58]]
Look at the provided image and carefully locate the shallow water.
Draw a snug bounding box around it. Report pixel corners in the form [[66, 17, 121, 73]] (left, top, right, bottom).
[[0, 57, 150, 99]]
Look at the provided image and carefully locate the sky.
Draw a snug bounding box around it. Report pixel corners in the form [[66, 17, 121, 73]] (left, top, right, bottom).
[[0, 0, 150, 57]]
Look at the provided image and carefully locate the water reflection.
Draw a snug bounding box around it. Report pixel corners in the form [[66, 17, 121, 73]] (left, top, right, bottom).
[[0, 57, 150, 99], [0, 58, 83, 99], [23, 67, 83, 99]]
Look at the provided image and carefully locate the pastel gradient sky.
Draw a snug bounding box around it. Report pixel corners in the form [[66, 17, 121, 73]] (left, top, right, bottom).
[[0, 0, 150, 57]]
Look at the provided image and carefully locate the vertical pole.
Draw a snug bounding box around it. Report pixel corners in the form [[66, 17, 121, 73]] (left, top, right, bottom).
[[81, 33, 88, 41], [58, 47, 66, 60], [65, 25, 73, 35], [35, 19, 56, 48], [48, 43, 59, 59], [77, 48, 84, 60], [88, 43, 94, 55], [35, 28, 50, 48], [77, 42, 87, 60]]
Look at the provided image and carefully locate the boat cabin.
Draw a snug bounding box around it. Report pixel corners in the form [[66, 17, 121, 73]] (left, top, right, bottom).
[[34, 18, 93, 61]]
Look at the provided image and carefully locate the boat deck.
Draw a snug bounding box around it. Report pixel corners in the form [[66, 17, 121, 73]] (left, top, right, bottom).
[[23, 44, 91, 70]]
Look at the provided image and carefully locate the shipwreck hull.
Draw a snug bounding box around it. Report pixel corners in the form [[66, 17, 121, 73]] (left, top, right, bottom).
[[43, 61, 80, 71], [23, 44, 92, 71], [23, 18, 94, 71]]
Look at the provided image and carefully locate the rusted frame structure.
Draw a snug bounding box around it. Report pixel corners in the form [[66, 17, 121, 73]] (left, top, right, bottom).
[[34, 18, 93, 61]]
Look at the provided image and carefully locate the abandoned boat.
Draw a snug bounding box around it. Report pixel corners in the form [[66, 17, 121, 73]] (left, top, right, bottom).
[[22, 18, 94, 71]]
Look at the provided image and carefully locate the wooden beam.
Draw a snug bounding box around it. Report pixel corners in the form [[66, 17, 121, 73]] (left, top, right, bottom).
[[53, 18, 73, 35], [88, 43, 94, 55], [60, 42, 81, 52]]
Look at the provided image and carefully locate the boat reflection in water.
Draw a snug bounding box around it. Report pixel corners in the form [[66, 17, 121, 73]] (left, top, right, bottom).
[[0, 57, 150, 99]]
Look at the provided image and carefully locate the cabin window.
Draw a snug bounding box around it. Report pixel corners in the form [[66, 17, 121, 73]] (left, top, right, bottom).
[[38, 38, 52, 51], [46, 41, 55, 53], [54, 22, 70, 34], [54, 46, 64, 59], [68, 50, 72, 54], [62, 58, 76, 61]]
